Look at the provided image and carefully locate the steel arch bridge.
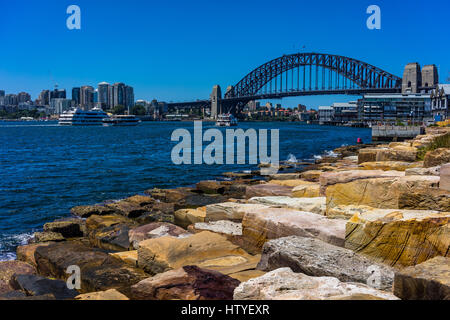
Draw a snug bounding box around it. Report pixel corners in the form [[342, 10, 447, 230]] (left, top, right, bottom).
[[167, 52, 404, 115]]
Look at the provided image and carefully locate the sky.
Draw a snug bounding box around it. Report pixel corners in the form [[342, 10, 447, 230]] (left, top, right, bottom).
[[0, 0, 449, 109]]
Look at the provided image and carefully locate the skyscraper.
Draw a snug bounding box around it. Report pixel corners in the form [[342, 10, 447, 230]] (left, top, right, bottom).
[[80, 86, 94, 110], [113, 83, 126, 107], [125, 85, 135, 110], [38, 90, 50, 106], [72, 87, 81, 106], [0, 90, 5, 97], [17, 92, 31, 103], [50, 87, 66, 99], [98, 82, 110, 110]]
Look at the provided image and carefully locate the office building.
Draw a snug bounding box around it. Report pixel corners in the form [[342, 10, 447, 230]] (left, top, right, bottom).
[[50, 98, 72, 114], [80, 86, 94, 110], [38, 90, 50, 106], [17, 92, 31, 103], [50, 87, 66, 99], [318, 106, 333, 124], [98, 82, 110, 110], [4, 94, 18, 106], [72, 87, 81, 106]]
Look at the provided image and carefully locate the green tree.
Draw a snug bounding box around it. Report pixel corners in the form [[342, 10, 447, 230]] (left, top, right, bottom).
[[112, 105, 126, 115], [131, 105, 146, 116]]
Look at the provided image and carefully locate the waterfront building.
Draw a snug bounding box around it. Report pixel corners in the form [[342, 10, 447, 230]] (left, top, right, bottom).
[[50, 98, 72, 115], [113, 83, 126, 107], [80, 86, 94, 110], [125, 85, 135, 109], [318, 106, 333, 124], [4, 94, 18, 106], [0, 90, 5, 106], [431, 84, 450, 121], [332, 101, 359, 123], [108, 85, 114, 109], [17, 92, 31, 103], [357, 93, 431, 123], [38, 90, 50, 106], [72, 87, 81, 106], [98, 82, 110, 110], [50, 87, 66, 99]]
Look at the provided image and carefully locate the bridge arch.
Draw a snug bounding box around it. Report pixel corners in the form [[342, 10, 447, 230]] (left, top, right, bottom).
[[224, 52, 402, 99]]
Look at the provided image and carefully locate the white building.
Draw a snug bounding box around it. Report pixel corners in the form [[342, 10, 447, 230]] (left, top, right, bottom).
[[50, 98, 72, 115], [318, 106, 334, 124], [431, 84, 450, 121]]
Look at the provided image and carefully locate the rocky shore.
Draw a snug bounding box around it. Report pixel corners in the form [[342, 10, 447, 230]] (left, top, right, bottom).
[[1, 127, 449, 300]]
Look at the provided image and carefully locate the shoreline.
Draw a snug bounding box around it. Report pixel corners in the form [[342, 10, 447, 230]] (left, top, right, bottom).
[[1, 126, 449, 300]]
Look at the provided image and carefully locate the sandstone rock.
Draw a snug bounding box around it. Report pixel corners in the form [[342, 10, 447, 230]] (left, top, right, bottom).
[[196, 181, 225, 194], [358, 148, 382, 164], [205, 202, 249, 221], [326, 205, 440, 220], [346, 210, 450, 268], [131, 265, 240, 300], [106, 200, 148, 218], [233, 268, 399, 300], [138, 231, 259, 276], [376, 146, 417, 162], [359, 161, 421, 171], [10, 274, 78, 300], [70, 205, 115, 218], [424, 148, 450, 168], [86, 214, 135, 231], [188, 221, 243, 247], [174, 208, 207, 228], [0, 261, 36, 295], [393, 256, 450, 300], [135, 202, 175, 224], [440, 163, 450, 191], [269, 179, 315, 188], [110, 251, 138, 267], [16, 243, 51, 267], [129, 222, 189, 249], [149, 188, 228, 210], [300, 170, 323, 182], [34, 242, 147, 294], [257, 236, 394, 290], [292, 183, 320, 198], [405, 166, 440, 176], [75, 289, 129, 300], [229, 270, 266, 283], [242, 207, 346, 254], [398, 188, 450, 211], [268, 173, 300, 180], [88, 223, 132, 251], [125, 195, 155, 206], [33, 232, 65, 243], [388, 142, 411, 148], [326, 175, 440, 209], [223, 172, 254, 179], [43, 219, 85, 238], [246, 184, 292, 198], [249, 196, 326, 215]]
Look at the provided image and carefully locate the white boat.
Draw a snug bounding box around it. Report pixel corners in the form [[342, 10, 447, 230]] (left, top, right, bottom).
[[216, 114, 238, 127], [102, 115, 141, 126], [58, 108, 109, 126]]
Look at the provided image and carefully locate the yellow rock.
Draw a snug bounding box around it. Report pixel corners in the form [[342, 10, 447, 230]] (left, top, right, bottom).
[[137, 231, 258, 275], [75, 289, 129, 300], [110, 251, 138, 267], [174, 208, 206, 228], [300, 170, 323, 182], [359, 161, 421, 172], [345, 210, 450, 268], [229, 270, 266, 282], [292, 183, 320, 198], [269, 179, 316, 188]]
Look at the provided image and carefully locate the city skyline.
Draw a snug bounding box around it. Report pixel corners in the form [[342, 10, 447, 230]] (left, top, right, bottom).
[[0, 0, 449, 109]]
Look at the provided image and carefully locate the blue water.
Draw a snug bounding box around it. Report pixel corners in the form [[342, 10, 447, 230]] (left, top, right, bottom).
[[0, 121, 371, 260]]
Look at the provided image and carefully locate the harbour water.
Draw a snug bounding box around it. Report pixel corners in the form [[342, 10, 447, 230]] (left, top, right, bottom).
[[0, 121, 371, 260]]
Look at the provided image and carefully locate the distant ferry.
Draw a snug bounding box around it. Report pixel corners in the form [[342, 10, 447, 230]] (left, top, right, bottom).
[[59, 108, 109, 126], [216, 114, 238, 127], [103, 115, 141, 126]]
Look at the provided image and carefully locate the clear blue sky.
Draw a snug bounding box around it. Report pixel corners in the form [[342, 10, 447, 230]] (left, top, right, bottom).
[[0, 0, 449, 109]]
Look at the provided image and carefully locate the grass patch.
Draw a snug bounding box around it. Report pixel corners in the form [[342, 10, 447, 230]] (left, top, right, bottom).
[[417, 132, 450, 160]]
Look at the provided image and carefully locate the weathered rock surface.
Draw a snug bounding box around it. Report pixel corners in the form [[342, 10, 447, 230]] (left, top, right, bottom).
[[326, 175, 440, 209], [75, 289, 130, 300], [375, 146, 418, 162], [398, 188, 450, 211], [43, 218, 85, 238], [242, 207, 346, 254], [393, 256, 450, 300], [110, 251, 138, 267], [130, 265, 240, 300], [300, 170, 323, 182], [70, 205, 115, 218], [34, 242, 148, 294], [16, 243, 51, 267], [358, 148, 383, 164], [249, 196, 326, 215], [228, 270, 266, 283], [0, 261, 36, 295], [257, 236, 394, 290], [138, 231, 259, 276], [269, 179, 314, 188], [106, 200, 148, 218], [233, 268, 399, 300], [128, 222, 189, 249], [346, 210, 450, 268], [196, 181, 225, 194], [125, 195, 155, 206], [292, 183, 320, 198], [147, 188, 228, 210], [246, 184, 292, 199], [326, 205, 440, 220], [424, 148, 450, 168], [174, 208, 207, 228], [10, 274, 79, 300], [33, 232, 66, 243], [205, 202, 248, 222], [440, 163, 450, 191], [405, 166, 440, 176], [359, 161, 421, 172], [188, 221, 243, 247]]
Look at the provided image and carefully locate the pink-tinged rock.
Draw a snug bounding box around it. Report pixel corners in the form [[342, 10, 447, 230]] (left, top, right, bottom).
[[128, 222, 190, 250], [245, 184, 292, 199], [242, 207, 346, 254]]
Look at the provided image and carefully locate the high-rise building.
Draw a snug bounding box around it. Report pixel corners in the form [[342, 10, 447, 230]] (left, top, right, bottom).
[[0, 91, 5, 106], [80, 86, 94, 110], [108, 85, 114, 109], [113, 83, 126, 107], [5, 94, 18, 106], [50, 98, 72, 115], [38, 90, 50, 106], [72, 87, 81, 106], [125, 85, 134, 110], [50, 87, 66, 100], [0, 90, 5, 97], [98, 82, 110, 110], [17, 92, 31, 103]]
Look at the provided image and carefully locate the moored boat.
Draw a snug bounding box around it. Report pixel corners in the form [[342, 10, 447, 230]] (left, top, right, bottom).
[[59, 108, 109, 126], [102, 115, 141, 126], [216, 114, 238, 127]]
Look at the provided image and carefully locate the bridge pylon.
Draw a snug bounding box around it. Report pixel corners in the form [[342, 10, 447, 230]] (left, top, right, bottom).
[[210, 85, 222, 119]]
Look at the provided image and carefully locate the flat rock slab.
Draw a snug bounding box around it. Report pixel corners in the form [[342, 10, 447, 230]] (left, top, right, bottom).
[[393, 256, 450, 300], [242, 207, 346, 254], [424, 148, 450, 168], [10, 274, 79, 300], [204, 202, 268, 222], [268, 179, 314, 188], [292, 183, 320, 198], [233, 268, 399, 300], [138, 231, 259, 276], [129, 222, 190, 250], [70, 205, 116, 218], [359, 161, 421, 172], [16, 243, 51, 267], [106, 200, 149, 218], [0, 261, 36, 295], [174, 208, 207, 228], [246, 184, 292, 199], [110, 251, 138, 267], [130, 265, 240, 300], [326, 205, 440, 220], [34, 242, 148, 294], [43, 218, 85, 238], [257, 236, 394, 290], [189, 221, 242, 236], [346, 210, 450, 268], [75, 289, 129, 300], [249, 196, 326, 215]]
